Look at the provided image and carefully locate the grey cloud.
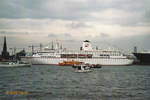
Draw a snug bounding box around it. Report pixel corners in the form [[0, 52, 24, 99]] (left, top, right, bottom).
[[114, 34, 150, 51], [0, 0, 149, 23], [65, 39, 78, 43], [48, 33, 72, 39], [0, 0, 88, 20], [92, 33, 150, 51], [48, 34, 57, 38], [100, 33, 110, 38], [66, 22, 90, 29], [0, 31, 29, 35], [0, 0, 149, 44], [0, 0, 48, 18]]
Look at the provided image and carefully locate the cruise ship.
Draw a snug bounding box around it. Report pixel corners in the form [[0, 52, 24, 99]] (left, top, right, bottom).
[[21, 40, 134, 65]]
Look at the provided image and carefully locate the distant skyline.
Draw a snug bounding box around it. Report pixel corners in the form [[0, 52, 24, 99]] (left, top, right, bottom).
[[0, 0, 150, 52]]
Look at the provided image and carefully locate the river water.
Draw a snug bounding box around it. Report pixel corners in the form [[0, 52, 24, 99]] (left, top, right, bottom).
[[0, 65, 150, 100]]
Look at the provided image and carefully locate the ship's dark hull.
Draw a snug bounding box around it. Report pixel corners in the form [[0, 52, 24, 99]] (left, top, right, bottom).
[[133, 53, 150, 65]]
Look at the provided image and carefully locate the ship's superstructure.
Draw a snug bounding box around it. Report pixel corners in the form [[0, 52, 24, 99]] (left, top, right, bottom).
[[21, 40, 134, 65]]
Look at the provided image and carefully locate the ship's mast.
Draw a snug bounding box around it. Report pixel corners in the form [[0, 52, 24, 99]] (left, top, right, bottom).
[[51, 41, 54, 50], [134, 46, 137, 53]]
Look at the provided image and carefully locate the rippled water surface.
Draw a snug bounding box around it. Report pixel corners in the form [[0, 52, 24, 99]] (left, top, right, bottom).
[[0, 65, 150, 100]]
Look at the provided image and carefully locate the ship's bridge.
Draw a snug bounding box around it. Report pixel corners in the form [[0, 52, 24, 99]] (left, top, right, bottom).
[[82, 40, 93, 51]]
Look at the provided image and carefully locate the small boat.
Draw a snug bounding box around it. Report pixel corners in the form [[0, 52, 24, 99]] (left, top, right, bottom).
[[0, 61, 31, 67], [89, 64, 102, 68], [72, 63, 102, 69], [73, 64, 92, 73], [59, 60, 83, 66]]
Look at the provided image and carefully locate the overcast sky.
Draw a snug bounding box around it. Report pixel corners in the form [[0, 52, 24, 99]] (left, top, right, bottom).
[[0, 0, 150, 52]]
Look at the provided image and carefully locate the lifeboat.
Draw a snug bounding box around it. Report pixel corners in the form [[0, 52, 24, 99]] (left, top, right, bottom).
[[58, 60, 83, 66]]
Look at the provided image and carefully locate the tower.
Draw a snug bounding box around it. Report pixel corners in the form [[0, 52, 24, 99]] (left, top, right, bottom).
[[1, 36, 9, 59]]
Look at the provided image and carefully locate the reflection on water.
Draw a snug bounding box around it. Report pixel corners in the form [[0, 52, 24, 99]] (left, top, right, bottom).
[[0, 65, 150, 100]]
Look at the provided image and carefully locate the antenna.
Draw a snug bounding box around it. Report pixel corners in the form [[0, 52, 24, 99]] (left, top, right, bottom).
[[134, 46, 137, 53], [29, 45, 34, 55], [60, 44, 63, 49], [96, 46, 98, 50], [40, 43, 42, 52], [51, 41, 54, 50]]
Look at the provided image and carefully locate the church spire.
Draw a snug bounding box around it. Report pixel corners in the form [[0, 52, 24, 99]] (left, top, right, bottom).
[[1, 36, 9, 59], [3, 36, 7, 52]]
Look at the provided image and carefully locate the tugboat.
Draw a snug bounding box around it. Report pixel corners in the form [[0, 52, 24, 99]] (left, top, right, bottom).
[[72, 63, 102, 69], [73, 64, 92, 73], [89, 64, 102, 68]]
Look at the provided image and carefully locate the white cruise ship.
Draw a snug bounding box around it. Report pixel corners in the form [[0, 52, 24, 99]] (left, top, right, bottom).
[[21, 40, 134, 65]]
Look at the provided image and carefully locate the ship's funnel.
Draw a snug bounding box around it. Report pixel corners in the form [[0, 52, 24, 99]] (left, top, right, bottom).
[[82, 40, 93, 51]]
